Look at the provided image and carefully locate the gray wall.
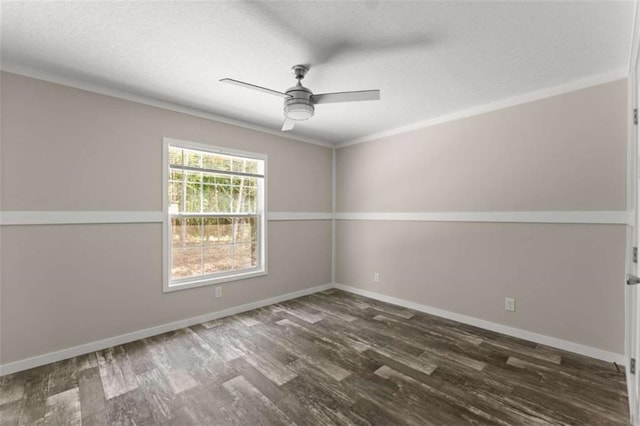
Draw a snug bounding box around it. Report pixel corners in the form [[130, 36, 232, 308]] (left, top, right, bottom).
[[0, 72, 332, 364], [336, 79, 628, 354], [0, 72, 629, 365]]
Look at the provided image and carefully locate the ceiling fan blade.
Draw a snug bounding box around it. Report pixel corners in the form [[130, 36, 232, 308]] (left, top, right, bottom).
[[281, 118, 296, 131], [312, 90, 380, 104], [220, 78, 290, 98]]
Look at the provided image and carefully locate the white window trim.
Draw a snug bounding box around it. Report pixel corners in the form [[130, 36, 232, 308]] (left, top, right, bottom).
[[162, 137, 268, 293]]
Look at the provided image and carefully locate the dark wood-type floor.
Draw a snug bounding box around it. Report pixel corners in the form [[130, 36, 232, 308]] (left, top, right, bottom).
[[0, 289, 630, 425]]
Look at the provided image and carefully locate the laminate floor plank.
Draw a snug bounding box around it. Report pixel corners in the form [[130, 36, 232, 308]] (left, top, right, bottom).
[[217, 325, 298, 387], [46, 358, 78, 397], [267, 322, 381, 377], [0, 290, 629, 425], [77, 353, 98, 373], [321, 315, 426, 358], [0, 400, 22, 426], [276, 372, 369, 426], [81, 410, 109, 426], [136, 367, 186, 425], [255, 320, 351, 382], [295, 296, 359, 322], [342, 373, 438, 426], [0, 374, 26, 408], [43, 387, 81, 426], [277, 312, 373, 356], [228, 357, 288, 404], [349, 397, 405, 426], [226, 321, 299, 367], [120, 340, 155, 376], [105, 388, 154, 426], [222, 375, 293, 426], [362, 348, 442, 389], [484, 340, 563, 365], [178, 328, 239, 385], [143, 334, 198, 395], [174, 381, 235, 425], [164, 328, 236, 387], [369, 314, 489, 372], [371, 313, 491, 360], [247, 305, 288, 325], [9, 365, 53, 425], [191, 324, 243, 362], [307, 293, 377, 320], [78, 367, 107, 423], [505, 356, 629, 410], [288, 358, 358, 408], [373, 365, 505, 425], [96, 347, 138, 400], [407, 314, 486, 346], [274, 301, 325, 324]]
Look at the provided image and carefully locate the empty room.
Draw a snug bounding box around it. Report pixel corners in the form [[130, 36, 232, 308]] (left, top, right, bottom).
[[1, 0, 639, 424]]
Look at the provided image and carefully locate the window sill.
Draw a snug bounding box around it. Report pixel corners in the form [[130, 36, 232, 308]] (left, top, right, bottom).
[[163, 269, 267, 293]]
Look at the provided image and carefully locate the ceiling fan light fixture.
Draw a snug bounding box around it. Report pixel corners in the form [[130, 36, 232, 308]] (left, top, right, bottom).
[[284, 100, 314, 121], [284, 82, 314, 121]]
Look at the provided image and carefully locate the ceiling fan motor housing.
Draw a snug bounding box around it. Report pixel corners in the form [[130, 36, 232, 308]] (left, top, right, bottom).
[[284, 84, 314, 121]]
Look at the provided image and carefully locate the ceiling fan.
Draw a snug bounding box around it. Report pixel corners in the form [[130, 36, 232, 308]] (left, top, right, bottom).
[[220, 65, 380, 131]]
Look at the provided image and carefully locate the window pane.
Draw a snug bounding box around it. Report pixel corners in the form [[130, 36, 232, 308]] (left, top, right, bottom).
[[245, 160, 260, 174], [202, 152, 231, 172], [171, 217, 202, 248], [167, 144, 265, 286], [204, 245, 233, 274], [234, 217, 257, 243], [231, 157, 261, 174], [168, 181, 183, 213], [203, 217, 233, 245], [233, 243, 256, 269], [231, 177, 256, 212], [212, 175, 234, 213], [172, 247, 203, 279], [232, 158, 245, 173], [185, 171, 202, 212], [202, 181, 215, 213], [168, 147, 183, 166], [185, 150, 201, 168], [238, 178, 258, 213]]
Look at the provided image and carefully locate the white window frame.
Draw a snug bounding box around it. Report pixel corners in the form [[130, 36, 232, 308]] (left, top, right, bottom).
[[162, 137, 267, 292]]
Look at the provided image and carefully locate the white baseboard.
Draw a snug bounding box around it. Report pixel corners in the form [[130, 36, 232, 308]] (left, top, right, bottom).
[[334, 283, 626, 364], [1, 281, 624, 376], [0, 283, 333, 376]]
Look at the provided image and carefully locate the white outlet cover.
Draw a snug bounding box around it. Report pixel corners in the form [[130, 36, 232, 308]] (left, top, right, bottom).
[[215, 287, 222, 298], [373, 273, 380, 282], [505, 297, 515, 312]]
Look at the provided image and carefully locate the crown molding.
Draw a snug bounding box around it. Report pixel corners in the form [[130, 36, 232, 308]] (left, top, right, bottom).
[[337, 69, 629, 148], [0, 64, 333, 148], [1, 64, 630, 151]]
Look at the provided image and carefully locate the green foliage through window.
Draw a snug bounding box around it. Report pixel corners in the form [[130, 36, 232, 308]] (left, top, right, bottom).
[[167, 145, 265, 283]]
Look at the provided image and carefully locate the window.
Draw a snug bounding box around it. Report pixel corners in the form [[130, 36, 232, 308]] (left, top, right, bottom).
[[163, 138, 266, 291]]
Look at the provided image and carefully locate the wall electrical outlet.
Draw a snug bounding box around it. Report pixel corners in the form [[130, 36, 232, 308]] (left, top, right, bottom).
[[373, 272, 380, 282], [504, 297, 515, 312], [215, 286, 222, 298]]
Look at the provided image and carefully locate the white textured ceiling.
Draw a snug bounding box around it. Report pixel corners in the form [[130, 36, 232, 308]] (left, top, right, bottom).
[[0, 1, 635, 145]]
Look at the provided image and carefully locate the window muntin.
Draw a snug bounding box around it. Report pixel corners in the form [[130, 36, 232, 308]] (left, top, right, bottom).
[[165, 141, 266, 290]]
